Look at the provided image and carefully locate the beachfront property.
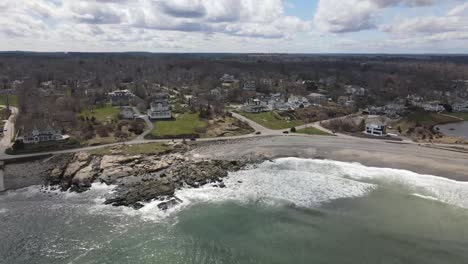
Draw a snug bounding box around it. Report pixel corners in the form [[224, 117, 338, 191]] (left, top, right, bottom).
[[453, 102, 468, 112], [147, 99, 172, 120], [18, 125, 69, 144], [421, 101, 445, 112], [109, 89, 135, 106], [365, 122, 387, 137]]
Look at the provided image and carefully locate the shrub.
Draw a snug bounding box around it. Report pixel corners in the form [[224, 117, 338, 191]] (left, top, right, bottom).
[[290, 127, 297, 132], [96, 126, 109, 137], [129, 120, 145, 135]]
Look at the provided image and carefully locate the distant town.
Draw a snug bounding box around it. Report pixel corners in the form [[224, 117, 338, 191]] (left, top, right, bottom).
[[0, 53, 467, 155]]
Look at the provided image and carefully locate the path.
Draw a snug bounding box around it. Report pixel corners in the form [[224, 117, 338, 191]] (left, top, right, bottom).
[[1, 109, 467, 161], [438, 113, 465, 121], [132, 107, 154, 141]]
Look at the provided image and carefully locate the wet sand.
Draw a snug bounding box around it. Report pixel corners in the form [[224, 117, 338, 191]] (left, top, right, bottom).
[[191, 136, 468, 181]]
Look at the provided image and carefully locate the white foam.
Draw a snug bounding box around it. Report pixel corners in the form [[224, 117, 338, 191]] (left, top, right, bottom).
[[271, 158, 468, 209], [138, 158, 468, 217], [0, 208, 7, 214]]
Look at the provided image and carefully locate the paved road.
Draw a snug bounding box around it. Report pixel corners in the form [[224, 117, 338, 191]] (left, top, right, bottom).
[[1, 109, 466, 162]]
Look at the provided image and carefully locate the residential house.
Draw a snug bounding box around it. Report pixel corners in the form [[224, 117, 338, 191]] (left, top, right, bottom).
[[307, 93, 327, 105], [120, 107, 136, 120], [422, 101, 445, 112], [345, 85, 367, 96], [288, 95, 310, 109], [453, 102, 468, 112], [109, 90, 135, 106], [242, 98, 269, 113], [338, 96, 355, 108], [220, 74, 238, 87], [19, 125, 68, 144], [243, 81, 256, 91], [147, 99, 172, 120], [365, 122, 387, 137]]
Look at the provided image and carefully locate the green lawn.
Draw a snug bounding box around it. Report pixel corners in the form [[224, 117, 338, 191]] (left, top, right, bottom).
[[446, 112, 468, 121], [239, 111, 304, 130], [89, 142, 172, 156], [0, 95, 18, 107], [80, 104, 120, 123], [150, 113, 207, 137], [297, 127, 332, 136], [405, 111, 460, 126]]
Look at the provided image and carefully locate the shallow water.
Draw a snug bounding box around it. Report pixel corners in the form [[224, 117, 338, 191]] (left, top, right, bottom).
[[1, 158, 468, 264], [436, 121, 468, 139]]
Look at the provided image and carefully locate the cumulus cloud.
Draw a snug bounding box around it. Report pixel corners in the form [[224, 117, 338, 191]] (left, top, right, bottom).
[[314, 0, 440, 33], [0, 0, 309, 41]]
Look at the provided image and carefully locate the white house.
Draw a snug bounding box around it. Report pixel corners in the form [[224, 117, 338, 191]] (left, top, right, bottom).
[[453, 102, 468, 112], [365, 123, 387, 137], [422, 102, 445, 112], [288, 95, 310, 109], [147, 99, 172, 120], [20, 126, 68, 144]]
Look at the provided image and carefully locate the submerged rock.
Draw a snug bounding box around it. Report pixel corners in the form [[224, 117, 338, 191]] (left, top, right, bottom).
[[157, 197, 183, 211]]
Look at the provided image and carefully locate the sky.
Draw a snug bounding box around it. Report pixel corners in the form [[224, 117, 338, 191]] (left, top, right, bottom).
[[0, 0, 467, 53]]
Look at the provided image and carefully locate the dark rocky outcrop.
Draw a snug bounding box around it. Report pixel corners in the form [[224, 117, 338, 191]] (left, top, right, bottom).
[[41, 148, 262, 210]]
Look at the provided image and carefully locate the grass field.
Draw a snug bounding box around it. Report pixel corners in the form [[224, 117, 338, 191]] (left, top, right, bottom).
[[80, 104, 120, 123], [150, 113, 207, 137], [404, 111, 460, 126], [0, 95, 18, 107], [445, 112, 468, 121], [89, 142, 172, 156], [239, 111, 304, 130], [296, 127, 332, 136]]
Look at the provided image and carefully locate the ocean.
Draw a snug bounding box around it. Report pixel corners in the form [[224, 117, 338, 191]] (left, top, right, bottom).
[[1, 158, 468, 264]]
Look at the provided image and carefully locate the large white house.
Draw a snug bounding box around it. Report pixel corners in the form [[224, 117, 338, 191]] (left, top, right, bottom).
[[147, 99, 172, 120], [20, 126, 69, 144], [453, 102, 468, 112]]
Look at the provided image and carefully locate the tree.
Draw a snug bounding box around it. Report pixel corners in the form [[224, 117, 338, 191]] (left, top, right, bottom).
[[358, 119, 366, 131]]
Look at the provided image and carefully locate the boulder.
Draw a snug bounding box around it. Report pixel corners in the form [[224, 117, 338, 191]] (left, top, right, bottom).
[[157, 197, 182, 211], [71, 165, 96, 192]]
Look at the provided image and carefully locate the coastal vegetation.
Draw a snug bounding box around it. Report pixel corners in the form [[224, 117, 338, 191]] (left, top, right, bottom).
[[297, 127, 332, 136], [239, 111, 304, 130], [0, 94, 17, 107], [79, 103, 119, 124], [88, 142, 173, 156], [148, 113, 207, 138]]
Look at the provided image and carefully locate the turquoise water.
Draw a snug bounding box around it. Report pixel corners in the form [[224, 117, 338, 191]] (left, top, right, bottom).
[[1, 158, 468, 264]]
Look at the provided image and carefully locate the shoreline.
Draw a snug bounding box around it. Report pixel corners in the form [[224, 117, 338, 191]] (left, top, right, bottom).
[[1, 135, 468, 208]]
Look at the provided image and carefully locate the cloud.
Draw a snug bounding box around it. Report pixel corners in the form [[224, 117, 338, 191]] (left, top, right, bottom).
[[314, 0, 440, 33], [0, 0, 309, 41]]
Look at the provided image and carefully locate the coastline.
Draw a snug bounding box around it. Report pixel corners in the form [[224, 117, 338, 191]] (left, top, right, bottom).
[[2, 135, 468, 209]]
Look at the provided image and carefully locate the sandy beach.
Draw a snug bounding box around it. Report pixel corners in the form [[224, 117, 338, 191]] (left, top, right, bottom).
[[191, 135, 468, 181]]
